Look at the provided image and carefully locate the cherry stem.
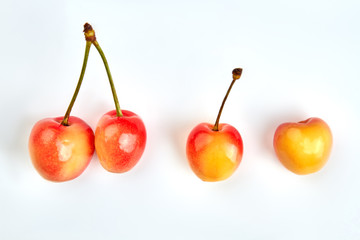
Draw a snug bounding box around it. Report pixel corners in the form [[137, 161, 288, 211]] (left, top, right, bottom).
[[213, 68, 243, 131], [83, 23, 122, 117], [61, 41, 92, 126], [93, 41, 123, 117]]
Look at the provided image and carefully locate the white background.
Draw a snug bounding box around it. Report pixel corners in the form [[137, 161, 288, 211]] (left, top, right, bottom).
[[1, 0, 359, 239]]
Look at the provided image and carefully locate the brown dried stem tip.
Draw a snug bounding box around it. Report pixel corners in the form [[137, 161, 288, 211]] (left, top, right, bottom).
[[232, 68, 243, 80], [83, 23, 96, 42], [232, 68, 243, 78]]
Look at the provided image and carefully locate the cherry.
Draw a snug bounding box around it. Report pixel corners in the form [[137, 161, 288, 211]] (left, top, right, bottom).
[[186, 68, 244, 181], [273, 117, 332, 174], [28, 28, 95, 182]]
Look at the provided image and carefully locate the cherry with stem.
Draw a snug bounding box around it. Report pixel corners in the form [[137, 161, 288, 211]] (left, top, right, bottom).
[[28, 25, 96, 182], [84, 22, 147, 173], [185, 68, 244, 182]]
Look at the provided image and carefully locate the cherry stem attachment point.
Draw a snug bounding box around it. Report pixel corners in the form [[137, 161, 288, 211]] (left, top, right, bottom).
[[83, 23, 123, 117], [61, 41, 92, 126], [213, 68, 243, 131]]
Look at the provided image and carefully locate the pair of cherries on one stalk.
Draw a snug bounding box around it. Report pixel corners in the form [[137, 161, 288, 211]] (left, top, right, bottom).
[[29, 23, 333, 182], [28, 23, 146, 182]]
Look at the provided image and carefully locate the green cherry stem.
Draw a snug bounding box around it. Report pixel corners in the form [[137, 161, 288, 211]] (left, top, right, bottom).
[[212, 68, 243, 131], [83, 23, 123, 117], [61, 41, 92, 126], [93, 41, 122, 117]]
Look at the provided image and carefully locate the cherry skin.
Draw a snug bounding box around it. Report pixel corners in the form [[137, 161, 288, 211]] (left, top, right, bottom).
[[273, 117, 333, 175], [186, 123, 243, 181], [95, 110, 146, 173], [29, 116, 95, 182]]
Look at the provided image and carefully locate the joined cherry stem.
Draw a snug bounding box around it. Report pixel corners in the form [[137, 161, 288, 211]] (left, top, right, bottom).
[[213, 68, 243, 131], [83, 23, 123, 117], [61, 41, 92, 126]]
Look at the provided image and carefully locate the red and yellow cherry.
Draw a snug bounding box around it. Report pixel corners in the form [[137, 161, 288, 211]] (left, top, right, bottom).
[[29, 116, 95, 182], [28, 31, 94, 182], [186, 68, 244, 182], [84, 23, 147, 173], [273, 117, 332, 175], [95, 110, 146, 173]]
